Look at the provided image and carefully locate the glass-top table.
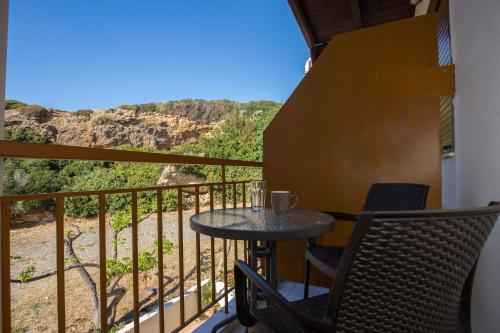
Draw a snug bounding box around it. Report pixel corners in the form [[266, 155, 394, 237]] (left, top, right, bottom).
[[190, 207, 335, 241], [189, 208, 335, 332]]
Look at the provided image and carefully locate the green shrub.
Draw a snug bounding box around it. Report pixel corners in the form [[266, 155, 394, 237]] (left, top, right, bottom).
[[5, 128, 50, 144], [201, 282, 213, 308], [73, 109, 94, 117], [172, 113, 269, 197], [4, 159, 64, 214], [18, 104, 50, 120], [154, 235, 175, 255], [137, 251, 157, 271], [94, 115, 115, 125], [106, 246, 168, 280], [118, 104, 140, 111], [112, 99, 281, 123], [63, 158, 180, 218], [5, 99, 28, 110], [18, 265, 36, 283], [106, 257, 132, 280]]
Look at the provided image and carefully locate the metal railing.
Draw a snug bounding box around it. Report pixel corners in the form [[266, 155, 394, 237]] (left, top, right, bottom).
[[0, 140, 263, 332]]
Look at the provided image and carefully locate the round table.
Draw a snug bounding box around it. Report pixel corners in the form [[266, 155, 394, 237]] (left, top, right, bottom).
[[190, 207, 335, 331], [190, 207, 335, 241]]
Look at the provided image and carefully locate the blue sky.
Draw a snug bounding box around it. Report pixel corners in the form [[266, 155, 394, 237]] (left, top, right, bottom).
[[6, 0, 309, 110]]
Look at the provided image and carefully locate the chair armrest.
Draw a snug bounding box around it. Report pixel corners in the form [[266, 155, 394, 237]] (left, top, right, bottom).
[[234, 260, 333, 332], [322, 211, 359, 221]]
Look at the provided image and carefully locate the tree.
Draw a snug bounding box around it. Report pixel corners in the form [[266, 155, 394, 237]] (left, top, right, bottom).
[[5, 128, 50, 144], [171, 111, 279, 201], [12, 221, 174, 329]]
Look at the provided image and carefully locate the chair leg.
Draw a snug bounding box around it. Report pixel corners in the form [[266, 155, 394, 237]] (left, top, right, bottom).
[[304, 258, 311, 299]]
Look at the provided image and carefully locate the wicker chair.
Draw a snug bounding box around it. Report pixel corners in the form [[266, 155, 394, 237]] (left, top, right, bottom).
[[304, 183, 429, 298], [235, 202, 500, 333]]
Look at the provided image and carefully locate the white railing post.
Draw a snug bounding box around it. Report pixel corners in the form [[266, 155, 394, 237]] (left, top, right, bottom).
[[0, 0, 9, 330]]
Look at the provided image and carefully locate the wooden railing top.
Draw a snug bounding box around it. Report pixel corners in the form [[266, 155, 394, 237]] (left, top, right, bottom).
[[0, 141, 263, 167], [0, 180, 250, 202]]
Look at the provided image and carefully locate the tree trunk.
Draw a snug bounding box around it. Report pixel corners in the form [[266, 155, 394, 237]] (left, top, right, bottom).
[[65, 238, 100, 328], [112, 230, 118, 260]]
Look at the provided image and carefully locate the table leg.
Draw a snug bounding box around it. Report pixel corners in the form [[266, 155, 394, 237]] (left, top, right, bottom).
[[249, 240, 258, 310], [269, 241, 278, 290], [265, 241, 271, 284]]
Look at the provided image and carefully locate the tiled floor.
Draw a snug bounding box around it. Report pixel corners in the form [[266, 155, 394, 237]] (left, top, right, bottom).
[[188, 281, 328, 333]]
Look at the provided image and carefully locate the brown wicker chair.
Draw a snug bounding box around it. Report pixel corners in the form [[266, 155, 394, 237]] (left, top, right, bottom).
[[304, 183, 429, 298], [235, 202, 500, 333]]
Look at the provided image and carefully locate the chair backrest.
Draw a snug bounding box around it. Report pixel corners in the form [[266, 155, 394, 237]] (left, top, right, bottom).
[[363, 183, 429, 211], [327, 203, 500, 333]]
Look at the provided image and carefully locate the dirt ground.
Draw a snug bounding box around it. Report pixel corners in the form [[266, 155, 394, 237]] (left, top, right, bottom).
[[10, 204, 243, 332]]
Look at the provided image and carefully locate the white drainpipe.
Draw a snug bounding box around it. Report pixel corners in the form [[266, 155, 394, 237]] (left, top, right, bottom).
[[0, 0, 9, 328]]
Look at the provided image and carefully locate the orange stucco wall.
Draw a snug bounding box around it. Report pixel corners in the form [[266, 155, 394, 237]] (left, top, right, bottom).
[[263, 14, 455, 285]]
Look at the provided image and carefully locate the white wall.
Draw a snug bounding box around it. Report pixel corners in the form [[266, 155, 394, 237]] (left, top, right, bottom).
[[447, 0, 500, 331]]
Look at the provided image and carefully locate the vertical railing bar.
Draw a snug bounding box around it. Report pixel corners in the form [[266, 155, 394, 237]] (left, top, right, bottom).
[[98, 194, 108, 333], [195, 186, 202, 314], [262, 241, 266, 275], [209, 185, 216, 303], [242, 182, 246, 209], [242, 182, 247, 263], [223, 238, 228, 313], [222, 167, 228, 312], [234, 239, 238, 261], [177, 188, 185, 325], [244, 240, 248, 264], [221, 165, 226, 209], [55, 197, 66, 332], [1, 200, 11, 332], [210, 236, 216, 304], [232, 183, 237, 209], [209, 185, 214, 211], [131, 190, 140, 333], [156, 190, 165, 333], [232, 183, 238, 262]]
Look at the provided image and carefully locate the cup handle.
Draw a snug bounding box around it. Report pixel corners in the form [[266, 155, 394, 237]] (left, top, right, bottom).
[[290, 194, 298, 210]]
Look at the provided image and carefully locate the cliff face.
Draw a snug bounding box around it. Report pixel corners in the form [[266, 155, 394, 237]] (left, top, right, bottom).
[[5, 105, 218, 150]]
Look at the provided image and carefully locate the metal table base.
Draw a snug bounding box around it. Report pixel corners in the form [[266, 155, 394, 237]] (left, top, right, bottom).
[[211, 240, 277, 332]]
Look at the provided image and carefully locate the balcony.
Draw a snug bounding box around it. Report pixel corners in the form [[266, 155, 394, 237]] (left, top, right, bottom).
[[0, 140, 330, 333], [5, 0, 493, 333]]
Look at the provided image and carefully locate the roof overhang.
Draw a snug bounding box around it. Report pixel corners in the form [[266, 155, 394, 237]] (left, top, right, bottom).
[[288, 0, 418, 60]]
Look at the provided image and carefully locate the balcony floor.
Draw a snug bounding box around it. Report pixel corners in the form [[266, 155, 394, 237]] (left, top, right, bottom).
[[185, 281, 328, 333]]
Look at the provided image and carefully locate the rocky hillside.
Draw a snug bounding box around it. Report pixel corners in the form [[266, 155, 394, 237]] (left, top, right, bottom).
[[4, 99, 280, 150]]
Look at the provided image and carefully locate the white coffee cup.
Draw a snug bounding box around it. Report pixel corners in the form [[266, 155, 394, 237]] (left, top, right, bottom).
[[271, 191, 298, 216]]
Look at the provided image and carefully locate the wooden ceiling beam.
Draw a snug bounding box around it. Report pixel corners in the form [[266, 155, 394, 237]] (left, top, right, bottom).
[[350, 0, 363, 28], [288, 0, 316, 51]]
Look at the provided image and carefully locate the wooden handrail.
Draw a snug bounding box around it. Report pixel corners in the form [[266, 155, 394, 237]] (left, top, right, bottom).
[[0, 141, 263, 167], [0, 180, 250, 202]]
